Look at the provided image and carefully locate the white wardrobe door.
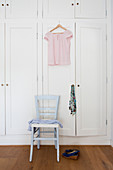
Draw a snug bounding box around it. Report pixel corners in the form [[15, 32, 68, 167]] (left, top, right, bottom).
[[0, 0, 5, 18], [6, 0, 37, 18], [76, 22, 107, 136], [43, 0, 74, 18], [6, 23, 37, 135], [75, 0, 106, 18], [0, 23, 5, 135], [43, 22, 75, 136]]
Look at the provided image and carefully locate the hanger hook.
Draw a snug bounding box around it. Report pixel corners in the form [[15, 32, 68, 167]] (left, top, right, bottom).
[[59, 20, 60, 24]]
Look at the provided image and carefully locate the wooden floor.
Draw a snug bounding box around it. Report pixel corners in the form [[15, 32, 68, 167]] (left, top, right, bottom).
[[0, 145, 113, 170]]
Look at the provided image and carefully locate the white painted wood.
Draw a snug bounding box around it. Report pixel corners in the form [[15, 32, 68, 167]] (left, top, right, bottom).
[[106, 0, 112, 140], [0, 0, 5, 18], [0, 23, 5, 135], [76, 22, 107, 136], [38, 0, 42, 19], [6, 23, 37, 135], [0, 134, 110, 145], [43, 0, 74, 18], [0, 0, 110, 143], [110, 140, 113, 147], [6, 0, 37, 18], [37, 23, 43, 96], [75, 0, 106, 18], [43, 21, 75, 136]]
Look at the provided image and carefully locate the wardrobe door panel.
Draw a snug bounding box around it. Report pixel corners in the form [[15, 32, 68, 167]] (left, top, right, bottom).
[[76, 22, 107, 136], [43, 22, 75, 136], [0, 23, 5, 135], [43, 0, 74, 18], [75, 0, 106, 18], [6, 0, 37, 18], [6, 23, 37, 135], [0, 0, 5, 18]]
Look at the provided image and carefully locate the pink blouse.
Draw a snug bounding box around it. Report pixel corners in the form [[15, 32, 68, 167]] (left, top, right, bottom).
[[44, 30, 73, 66]]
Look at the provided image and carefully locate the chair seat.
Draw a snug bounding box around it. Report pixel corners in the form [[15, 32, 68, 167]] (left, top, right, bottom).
[[31, 123, 59, 128]]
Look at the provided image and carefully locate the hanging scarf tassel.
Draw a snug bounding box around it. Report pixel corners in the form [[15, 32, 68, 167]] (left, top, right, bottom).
[[69, 84, 76, 115]]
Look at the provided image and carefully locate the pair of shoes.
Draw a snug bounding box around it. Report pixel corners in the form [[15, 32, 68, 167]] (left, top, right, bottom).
[[62, 149, 80, 160]]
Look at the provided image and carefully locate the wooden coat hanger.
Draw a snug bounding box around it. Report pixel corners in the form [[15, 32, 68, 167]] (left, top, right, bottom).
[[50, 24, 67, 34]]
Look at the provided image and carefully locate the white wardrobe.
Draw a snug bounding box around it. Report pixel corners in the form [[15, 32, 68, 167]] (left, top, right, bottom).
[[0, 0, 111, 145]]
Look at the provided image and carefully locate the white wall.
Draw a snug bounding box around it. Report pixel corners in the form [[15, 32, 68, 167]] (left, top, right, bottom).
[[111, 0, 113, 144]]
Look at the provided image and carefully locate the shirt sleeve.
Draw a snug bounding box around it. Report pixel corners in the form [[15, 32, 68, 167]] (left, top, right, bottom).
[[44, 32, 50, 41], [66, 30, 73, 39]]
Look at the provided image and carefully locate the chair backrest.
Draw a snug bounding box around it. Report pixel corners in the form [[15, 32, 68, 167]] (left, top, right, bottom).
[[35, 95, 60, 120]]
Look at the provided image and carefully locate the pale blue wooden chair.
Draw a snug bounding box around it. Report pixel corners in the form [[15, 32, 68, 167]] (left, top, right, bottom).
[[29, 95, 60, 162]]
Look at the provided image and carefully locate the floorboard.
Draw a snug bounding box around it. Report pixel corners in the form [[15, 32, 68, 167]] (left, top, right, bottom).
[[0, 145, 113, 170]]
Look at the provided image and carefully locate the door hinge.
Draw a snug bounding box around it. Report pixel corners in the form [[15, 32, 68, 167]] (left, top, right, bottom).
[[42, 75, 43, 81], [106, 120, 107, 125], [42, 9, 43, 18], [42, 34, 43, 39], [106, 77, 108, 83], [106, 35, 107, 41], [37, 10, 38, 17], [106, 10, 107, 16], [36, 33, 38, 39]]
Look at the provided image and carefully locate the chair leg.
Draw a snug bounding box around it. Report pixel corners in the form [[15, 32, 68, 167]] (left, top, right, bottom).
[[54, 128, 57, 149], [37, 128, 40, 149], [56, 127, 59, 162], [29, 127, 34, 162]]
